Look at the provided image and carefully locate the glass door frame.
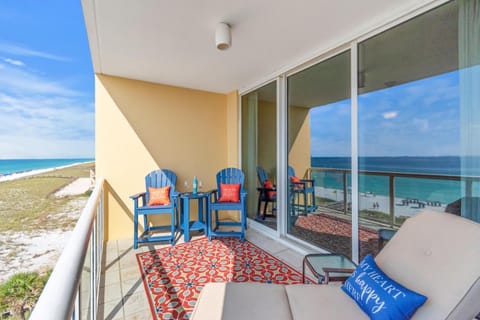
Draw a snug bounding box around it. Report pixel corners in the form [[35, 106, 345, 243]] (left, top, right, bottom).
[[239, 79, 281, 236], [282, 44, 358, 259]]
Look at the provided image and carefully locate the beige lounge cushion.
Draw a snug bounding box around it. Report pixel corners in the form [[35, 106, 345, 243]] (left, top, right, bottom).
[[376, 210, 480, 320], [190, 282, 292, 320], [286, 284, 367, 319]]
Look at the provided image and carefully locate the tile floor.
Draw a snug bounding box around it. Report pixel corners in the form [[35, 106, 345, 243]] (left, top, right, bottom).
[[98, 227, 316, 320]]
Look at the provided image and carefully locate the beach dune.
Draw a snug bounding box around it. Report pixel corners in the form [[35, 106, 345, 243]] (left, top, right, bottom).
[[0, 162, 94, 282]]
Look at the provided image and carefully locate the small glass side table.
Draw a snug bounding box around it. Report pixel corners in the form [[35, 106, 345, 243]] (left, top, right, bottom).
[[302, 253, 356, 284]]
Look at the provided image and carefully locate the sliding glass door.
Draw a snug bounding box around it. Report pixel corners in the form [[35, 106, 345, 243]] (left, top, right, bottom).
[[357, 0, 480, 259], [286, 51, 351, 256], [241, 81, 277, 230]]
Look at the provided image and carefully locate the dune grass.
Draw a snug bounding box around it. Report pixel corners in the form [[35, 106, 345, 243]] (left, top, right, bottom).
[[0, 162, 95, 233]]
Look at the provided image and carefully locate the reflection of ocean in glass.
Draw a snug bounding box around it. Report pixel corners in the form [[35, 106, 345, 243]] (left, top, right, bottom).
[[311, 156, 475, 204]]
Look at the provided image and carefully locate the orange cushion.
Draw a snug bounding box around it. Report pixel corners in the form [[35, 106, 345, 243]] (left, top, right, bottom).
[[148, 186, 171, 206], [263, 180, 276, 199], [290, 176, 301, 183], [290, 176, 304, 190], [218, 183, 240, 202]]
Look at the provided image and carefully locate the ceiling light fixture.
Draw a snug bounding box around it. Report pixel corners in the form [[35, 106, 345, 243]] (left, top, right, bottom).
[[216, 22, 231, 50]]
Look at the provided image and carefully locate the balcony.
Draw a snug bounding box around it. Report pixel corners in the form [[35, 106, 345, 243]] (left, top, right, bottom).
[[30, 169, 480, 319], [30, 178, 313, 319]]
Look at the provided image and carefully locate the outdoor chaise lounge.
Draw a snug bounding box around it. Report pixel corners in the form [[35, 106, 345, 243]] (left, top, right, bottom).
[[191, 210, 480, 319]]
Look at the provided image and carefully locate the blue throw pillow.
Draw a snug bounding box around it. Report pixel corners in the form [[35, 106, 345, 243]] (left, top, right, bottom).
[[341, 254, 427, 320]]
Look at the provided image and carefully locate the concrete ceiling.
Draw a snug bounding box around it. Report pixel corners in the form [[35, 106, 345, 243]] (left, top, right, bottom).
[[81, 0, 438, 94]]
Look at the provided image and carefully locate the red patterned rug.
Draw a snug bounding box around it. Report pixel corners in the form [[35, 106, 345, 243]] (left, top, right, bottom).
[[136, 237, 309, 319]]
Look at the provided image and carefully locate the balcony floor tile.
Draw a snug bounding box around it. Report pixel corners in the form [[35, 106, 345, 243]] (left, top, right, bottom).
[[99, 226, 311, 319]]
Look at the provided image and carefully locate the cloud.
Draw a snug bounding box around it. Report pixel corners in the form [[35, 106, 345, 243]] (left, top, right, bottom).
[[0, 51, 92, 158], [3, 57, 25, 66], [382, 111, 398, 119], [0, 93, 94, 158], [0, 42, 69, 62], [312, 70, 462, 157], [0, 63, 78, 96]]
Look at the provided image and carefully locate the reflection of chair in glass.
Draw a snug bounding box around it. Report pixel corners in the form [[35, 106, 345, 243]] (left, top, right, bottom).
[[208, 168, 247, 241], [288, 165, 317, 214], [256, 166, 276, 220], [130, 169, 179, 249]]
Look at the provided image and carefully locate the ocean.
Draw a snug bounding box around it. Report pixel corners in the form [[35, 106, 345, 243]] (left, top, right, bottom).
[[310, 156, 475, 204], [0, 158, 95, 176]]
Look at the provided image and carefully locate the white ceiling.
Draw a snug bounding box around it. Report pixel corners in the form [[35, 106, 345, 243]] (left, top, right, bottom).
[[81, 0, 438, 94]]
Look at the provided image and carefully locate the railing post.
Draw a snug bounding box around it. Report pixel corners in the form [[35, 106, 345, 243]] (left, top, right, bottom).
[[90, 220, 97, 320], [343, 171, 348, 215], [389, 175, 395, 227], [466, 177, 473, 198]]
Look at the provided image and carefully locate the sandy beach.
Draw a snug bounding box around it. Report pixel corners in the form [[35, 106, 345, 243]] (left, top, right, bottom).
[[316, 186, 446, 217], [0, 166, 94, 282]]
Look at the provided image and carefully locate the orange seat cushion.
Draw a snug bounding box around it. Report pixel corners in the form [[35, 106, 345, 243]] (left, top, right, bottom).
[[290, 176, 301, 183], [290, 176, 304, 190], [218, 183, 241, 202], [148, 186, 171, 206], [263, 180, 276, 199]]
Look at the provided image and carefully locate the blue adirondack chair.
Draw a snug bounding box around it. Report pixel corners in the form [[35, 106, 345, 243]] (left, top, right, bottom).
[[288, 165, 317, 214], [208, 168, 247, 241], [256, 166, 276, 220], [130, 169, 179, 249]]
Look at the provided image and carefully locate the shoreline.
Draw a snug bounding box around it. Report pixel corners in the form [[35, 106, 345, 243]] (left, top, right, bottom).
[[0, 161, 94, 183]]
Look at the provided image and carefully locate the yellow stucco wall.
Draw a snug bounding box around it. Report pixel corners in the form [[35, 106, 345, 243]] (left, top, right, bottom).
[[258, 100, 277, 181], [96, 74, 238, 240], [226, 91, 239, 167], [288, 107, 311, 178]]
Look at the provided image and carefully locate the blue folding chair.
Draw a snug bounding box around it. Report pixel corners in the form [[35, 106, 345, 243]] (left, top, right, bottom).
[[208, 168, 247, 241], [130, 169, 179, 249], [288, 166, 317, 214]]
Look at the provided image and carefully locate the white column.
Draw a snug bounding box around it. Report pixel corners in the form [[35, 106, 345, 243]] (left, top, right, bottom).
[[351, 41, 359, 263], [277, 75, 287, 237]]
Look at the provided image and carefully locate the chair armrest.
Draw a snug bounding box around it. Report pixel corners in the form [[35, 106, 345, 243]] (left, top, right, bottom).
[[300, 179, 314, 184], [257, 187, 276, 192], [209, 189, 219, 201], [291, 181, 307, 189], [130, 192, 147, 208], [130, 192, 146, 200]]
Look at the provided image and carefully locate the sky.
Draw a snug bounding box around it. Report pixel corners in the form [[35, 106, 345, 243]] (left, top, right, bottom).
[[310, 70, 460, 157], [0, 1, 94, 159]]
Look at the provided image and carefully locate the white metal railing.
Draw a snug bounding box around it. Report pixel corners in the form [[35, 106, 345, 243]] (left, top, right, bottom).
[[30, 177, 105, 320]]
